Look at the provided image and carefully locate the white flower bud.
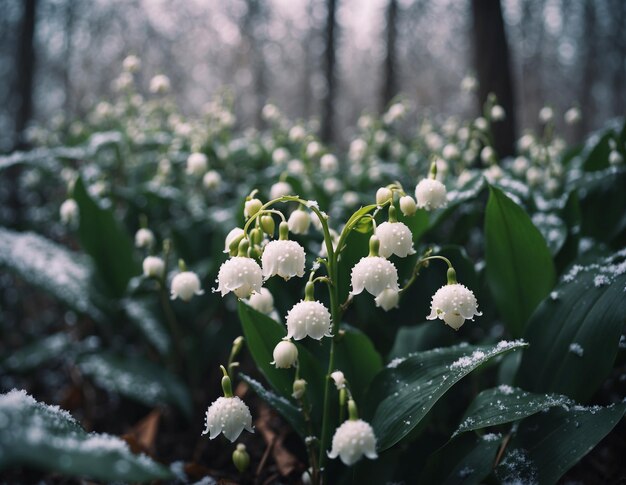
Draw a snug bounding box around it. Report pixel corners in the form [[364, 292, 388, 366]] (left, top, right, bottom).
[[442, 144, 460, 160], [512, 156, 529, 176], [374, 288, 399, 311], [292, 379, 307, 399], [272, 148, 290, 166], [306, 141, 322, 158], [142, 256, 165, 279], [262, 103, 280, 122], [415, 179, 447, 210], [171, 271, 204, 301], [288, 125, 306, 142], [376, 187, 392, 205], [186, 152, 208, 176], [269, 181, 293, 200], [135, 228, 155, 249], [342, 191, 359, 207], [60, 199, 79, 225], [288, 209, 311, 235], [286, 300, 332, 340], [474, 117, 488, 131], [539, 106, 554, 123], [246, 287, 274, 314], [262, 240, 306, 280], [491, 105, 505, 121], [323, 177, 342, 195], [461, 75, 477, 93], [244, 198, 263, 218], [427, 283, 481, 330], [149, 74, 170, 94], [526, 166, 543, 186], [320, 153, 339, 173], [375, 221, 415, 258], [122, 55, 141, 73], [217, 257, 263, 298], [203, 396, 253, 442], [272, 339, 298, 368], [203, 170, 222, 189], [564, 107, 581, 125], [399, 195, 417, 216], [484, 165, 503, 183], [328, 419, 378, 466], [349, 139, 367, 161], [351, 257, 399, 297], [287, 159, 305, 175], [224, 228, 244, 253], [330, 371, 346, 390]]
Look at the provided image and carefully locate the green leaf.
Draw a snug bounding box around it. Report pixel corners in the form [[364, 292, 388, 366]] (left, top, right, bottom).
[[388, 322, 456, 361], [419, 432, 502, 485], [582, 131, 614, 172], [496, 402, 626, 485], [240, 373, 307, 437], [484, 185, 556, 336], [454, 386, 575, 436], [367, 340, 527, 451], [0, 390, 172, 481], [0, 227, 105, 321], [77, 352, 192, 418], [73, 177, 138, 297], [334, 325, 383, 404], [122, 298, 170, 356], [517, 250, 626, 402]]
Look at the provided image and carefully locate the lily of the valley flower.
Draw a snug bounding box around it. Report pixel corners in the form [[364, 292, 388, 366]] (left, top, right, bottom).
[[171, 271, 204, 301], [216, 256, 263, 299], [262, 240, 306, 280], [414, 178, 447, 210], [328, 419, 378, 466], [203, 396, 253, 442], [272, 339, 298, 368], [286, 300, 332, 340], [427, 277, 481, 330], [142, 256, 165, 279], [375, 221, 415, 258]]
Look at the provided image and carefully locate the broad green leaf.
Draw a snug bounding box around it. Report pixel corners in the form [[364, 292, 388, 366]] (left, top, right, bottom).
[[419, 432, 502, 485], [73, 177, 138, 297], [388, 322, 456, 361], [240, 373, 307, 437], [77, 352, 192, 418], [517, 250, 626, 402], [582, 131, 614, 172], [122, 298, 170, 356], [0, 227, 105, 321], [0, 390, 172, 481], [1, 334, 98, 373], [484, 185, 556, 336], [454, 386, 575, 436], [496, 403, 626, 485], [334, 325, 382, 404], [367, 340, 527, 451], [577, 167, 626, 245]]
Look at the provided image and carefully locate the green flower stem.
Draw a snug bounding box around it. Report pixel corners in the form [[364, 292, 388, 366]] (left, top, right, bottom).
[[400, 254, 453, 294]]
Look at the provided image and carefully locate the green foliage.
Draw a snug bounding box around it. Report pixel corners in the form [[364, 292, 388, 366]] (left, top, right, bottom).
[[0, 390, 172, 481], [484, 185, 556, 336]]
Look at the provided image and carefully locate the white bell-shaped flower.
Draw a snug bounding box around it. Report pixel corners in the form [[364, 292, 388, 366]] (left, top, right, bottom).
[[374, 288, 399, 311], [203, 170, 222, 190], [135, 228, 155, 249], [244, 198, 263, 218], [328, 419, 378, 466], [224, 228, 245, 253], [286, 300, 332, 340], [375, 187, 392, 205], [202, 396, 253, 442], [262, 240, 306, 280], [375, 222, 415, 258], [269, 181, 293, 200], [330, 371, 346, 390], [216, 257, 263, 298], [288, 209, 311, 235], [186, 152, 208, 176], [142, 256, 165, 279], [246, 287, 274, 314], [60, 199, 79, 225], [171, 271, 204, 301], [351, 256, 399, 297], [272, 339, 298, 368], [427, 283, 481, 330], [415, 178, 447, 210]]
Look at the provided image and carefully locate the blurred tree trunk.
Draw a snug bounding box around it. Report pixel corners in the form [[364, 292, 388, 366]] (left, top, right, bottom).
[[63, 0, 76, 120], [609, 0, 625, 118], [321, 0, 337, 144], [579, 0, 597, 138], [15, 0, 37, 151], [380, 0, 398, 111], [243, 0, 267, 128], [471, 0, 516, 158]]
